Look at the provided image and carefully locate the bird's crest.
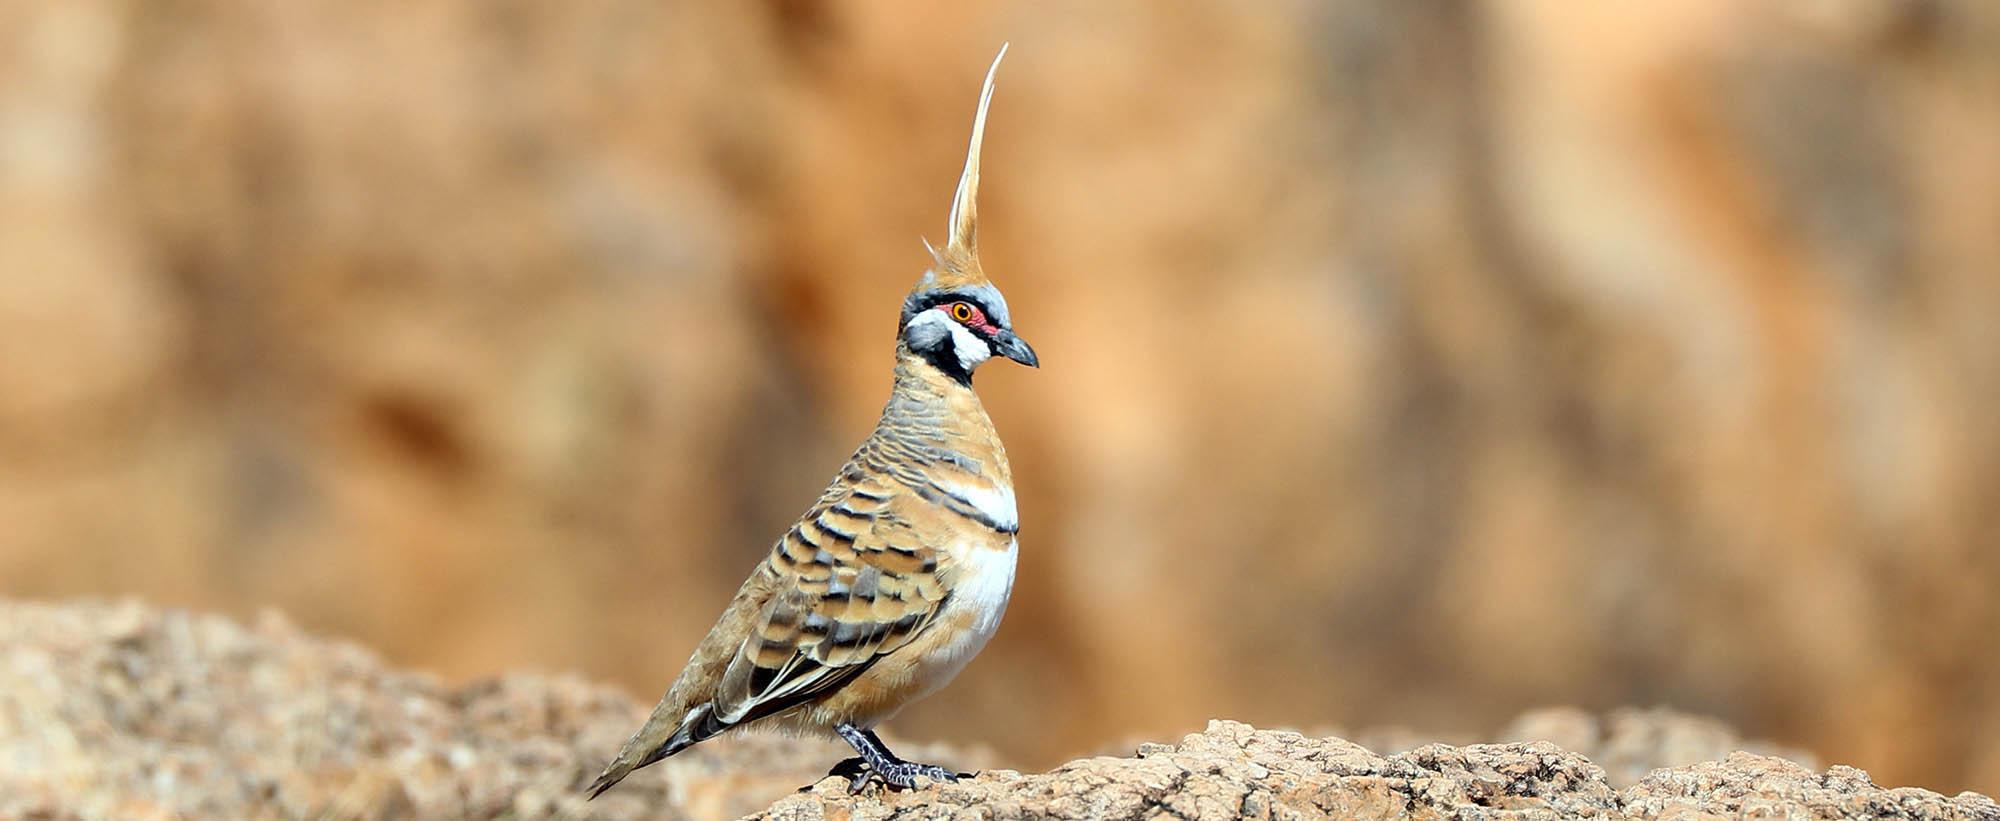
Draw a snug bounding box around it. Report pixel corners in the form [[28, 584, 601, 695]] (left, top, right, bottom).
[[915, 43, 1008, 295]]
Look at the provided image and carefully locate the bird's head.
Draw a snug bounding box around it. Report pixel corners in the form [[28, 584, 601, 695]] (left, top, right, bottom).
[[898, 44, 1036, 385]]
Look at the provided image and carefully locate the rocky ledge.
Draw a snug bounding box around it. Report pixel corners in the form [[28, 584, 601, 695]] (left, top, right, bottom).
[[768, 721, 1999, 820], [2, 598, 1994, 820]]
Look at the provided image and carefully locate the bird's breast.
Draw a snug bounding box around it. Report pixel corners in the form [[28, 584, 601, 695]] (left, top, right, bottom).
[[911, 536, 1017, 689], [946, 536, 1017, 639], [934, 478, 1018, 534]]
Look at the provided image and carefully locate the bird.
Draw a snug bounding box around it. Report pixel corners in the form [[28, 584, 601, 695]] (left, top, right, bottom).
[[586, 44, 1035, 799]]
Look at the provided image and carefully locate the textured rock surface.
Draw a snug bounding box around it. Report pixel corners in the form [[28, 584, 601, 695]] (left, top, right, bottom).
[[1623, 753, 2000, 821], [0, 598, 988, 819], [4, 598, 1995, 820], [768, 724, 1623, 820], [767, 722, 2000, 821]]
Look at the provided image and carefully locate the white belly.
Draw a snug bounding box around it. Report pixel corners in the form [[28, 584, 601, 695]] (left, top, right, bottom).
[[900, 539, 1017, 710]]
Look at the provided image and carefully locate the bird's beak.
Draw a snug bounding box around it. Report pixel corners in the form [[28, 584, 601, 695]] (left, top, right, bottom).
[[992, 329, 1039, 368]]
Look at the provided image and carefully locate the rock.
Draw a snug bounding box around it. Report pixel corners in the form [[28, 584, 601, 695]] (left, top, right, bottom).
[[0, 597, 982, 819], [764, 722, 1620, 820], [1501, 706, 1819, 787], [1623, 754, 2000, 821], [764, 722, 1998, 821], [3, 597, 1995, 820]]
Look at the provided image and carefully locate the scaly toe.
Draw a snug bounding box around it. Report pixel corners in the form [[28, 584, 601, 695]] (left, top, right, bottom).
[[846, 769, 874, 794], [865, 760, 956, 790]]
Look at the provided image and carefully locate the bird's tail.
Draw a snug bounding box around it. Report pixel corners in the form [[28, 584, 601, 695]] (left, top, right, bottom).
[[584, 703, 720, 799]]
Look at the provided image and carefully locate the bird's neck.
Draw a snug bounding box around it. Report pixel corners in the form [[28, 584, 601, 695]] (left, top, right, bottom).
[[882, 348, 987, 428], [870, 349, 1011, 486]]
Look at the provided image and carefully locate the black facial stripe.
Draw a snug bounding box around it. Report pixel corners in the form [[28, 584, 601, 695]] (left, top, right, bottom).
[[898, 288, 996, 385], [916, 336, 976, 386]]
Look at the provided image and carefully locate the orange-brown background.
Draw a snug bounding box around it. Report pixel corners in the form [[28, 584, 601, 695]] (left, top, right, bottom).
[[4, 0, 1997, 796]]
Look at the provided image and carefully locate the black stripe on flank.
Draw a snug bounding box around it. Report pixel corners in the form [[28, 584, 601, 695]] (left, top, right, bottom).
[[932, 485, 1018, 534], [961, 506, 1014, 534]]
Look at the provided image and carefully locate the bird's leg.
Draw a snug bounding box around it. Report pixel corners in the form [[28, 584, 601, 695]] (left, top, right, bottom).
[[833, 723, 960, 792]]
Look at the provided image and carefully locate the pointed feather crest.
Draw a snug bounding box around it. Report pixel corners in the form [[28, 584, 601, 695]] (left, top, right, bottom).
[[948, 42, 1006, 257], [920, 43, 1007, 291]]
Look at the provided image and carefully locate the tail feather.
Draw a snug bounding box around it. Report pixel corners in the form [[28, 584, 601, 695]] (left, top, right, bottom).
[[584, 763, 634, 801], [584, 704, 723, 799]]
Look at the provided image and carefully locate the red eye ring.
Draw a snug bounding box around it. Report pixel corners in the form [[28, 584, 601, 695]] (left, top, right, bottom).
[[950, 302, 975, 322]]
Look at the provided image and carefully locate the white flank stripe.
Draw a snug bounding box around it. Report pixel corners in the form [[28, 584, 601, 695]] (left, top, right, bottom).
[[945, 482, 1017, 533]]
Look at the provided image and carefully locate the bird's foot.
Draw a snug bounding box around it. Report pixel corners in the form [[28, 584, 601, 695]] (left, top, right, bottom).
[[844, 759, 959, 794], [832, 722, 964, 793]]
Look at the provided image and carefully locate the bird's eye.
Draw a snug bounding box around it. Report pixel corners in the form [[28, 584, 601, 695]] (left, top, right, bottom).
[[950, 302, 975, 322]]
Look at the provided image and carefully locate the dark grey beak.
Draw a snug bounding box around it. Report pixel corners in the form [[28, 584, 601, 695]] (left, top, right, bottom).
[[992, 330, 1039, 368]]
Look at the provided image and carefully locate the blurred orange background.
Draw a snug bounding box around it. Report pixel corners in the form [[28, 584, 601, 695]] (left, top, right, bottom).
[[4, 0, 1998, 797]]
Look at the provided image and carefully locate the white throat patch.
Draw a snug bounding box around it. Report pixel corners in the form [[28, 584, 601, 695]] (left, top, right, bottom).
[[904, 309, 993, 374]]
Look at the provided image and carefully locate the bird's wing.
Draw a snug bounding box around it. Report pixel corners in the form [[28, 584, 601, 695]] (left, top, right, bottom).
[[707, 472, 953, 727], [585, 470, 960, 799]]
